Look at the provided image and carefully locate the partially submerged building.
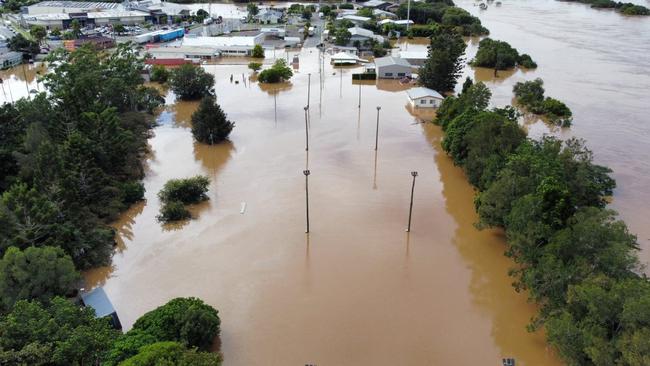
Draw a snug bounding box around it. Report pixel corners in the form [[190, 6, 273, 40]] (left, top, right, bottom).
[[0, 51, 23, 69], [372, 56, 412, 79], [406, 87, 444, 108], [182, 33, 264, 56], [400, 50, 428, 67], [80, 287, 122, 330]]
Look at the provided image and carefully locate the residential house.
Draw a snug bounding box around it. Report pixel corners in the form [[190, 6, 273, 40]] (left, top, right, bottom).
[[406, 87, 444, 108], [400, 50, 428, 67], [255, 9, 283, 24], [348, 26, 384, 45], [373, 56, 412, 79]]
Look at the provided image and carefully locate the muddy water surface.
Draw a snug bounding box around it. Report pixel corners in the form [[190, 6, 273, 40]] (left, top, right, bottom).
[[80, 49, 559, 365]]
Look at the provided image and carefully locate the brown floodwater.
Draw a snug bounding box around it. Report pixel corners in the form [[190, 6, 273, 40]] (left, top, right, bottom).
[[1, 1, 647, 364]]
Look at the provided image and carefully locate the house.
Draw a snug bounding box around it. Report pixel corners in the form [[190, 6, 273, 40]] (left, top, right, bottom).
[[377, 19, 414, 26], [255, 9, 283, 24], [373, 9, 397, 19], [330, 51, 368, 65], [374, 56, 412, 79], [337, 14, 371, 25], [0, 51, 23, 69], [400, 50, 428, 67], [363, 0, 394, 10], [406, 87, 444, 108], [348, 26, 384, 44], [80, 287, 122, 330]]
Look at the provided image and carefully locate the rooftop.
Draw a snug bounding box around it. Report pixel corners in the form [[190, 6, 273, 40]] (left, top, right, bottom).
[[183, 35, 261, 48], [29, 1, 119, 9], [375, 56, 411, 68], [364, 0, 392, 7], [407, 87, 444, 100], [400, 50, 428, 59], [81, 287, 116, 318]]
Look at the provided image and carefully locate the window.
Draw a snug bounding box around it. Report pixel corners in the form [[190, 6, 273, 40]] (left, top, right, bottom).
[[420, 99, 427, 105], [384, 72, 393, 77], [429, 99, 434, 104], [398, 73, 405, 77]]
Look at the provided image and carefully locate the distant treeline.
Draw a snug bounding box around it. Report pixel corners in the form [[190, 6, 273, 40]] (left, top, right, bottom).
[[562, 0, 650, 15], [434, 79, 650, 365]]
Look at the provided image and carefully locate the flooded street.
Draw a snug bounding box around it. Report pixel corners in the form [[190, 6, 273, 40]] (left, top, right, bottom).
[[2, 1, 648, 364], [80, 49, 559, 365]]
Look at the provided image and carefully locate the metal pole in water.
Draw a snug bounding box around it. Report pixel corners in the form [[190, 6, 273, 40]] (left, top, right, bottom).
[[304, 169, 311, 233], [375, 106, 381, 151], [358, 83, 361, 109], [406, 171, 418, 232], [304, 106, 309, 151], [307, 73, 311, 109]]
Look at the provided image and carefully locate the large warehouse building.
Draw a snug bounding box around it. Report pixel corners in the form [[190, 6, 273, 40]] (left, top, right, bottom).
[[21, 1, 154, 29]]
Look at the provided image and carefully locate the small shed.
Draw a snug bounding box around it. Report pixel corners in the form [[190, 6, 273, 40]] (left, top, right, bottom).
[[81, 287, 122, 330], [407, 87, 445, 108], [374, 56, 412, 79]]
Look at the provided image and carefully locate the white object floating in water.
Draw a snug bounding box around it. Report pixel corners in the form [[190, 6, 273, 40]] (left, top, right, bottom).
[[240, 202, 247, 214]]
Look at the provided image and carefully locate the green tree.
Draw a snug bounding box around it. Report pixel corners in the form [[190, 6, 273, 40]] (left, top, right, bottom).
[[157, 201, 191, 223], [0, 246, 79, 311], [257, 59, 293, 83], [419, 26, 466, 92], [70, 19, 82, 39], [251, 44, 265, 58], [334, 27, 352, 46], [248, 62, 262, 72], [50, 28, 61, 37], [247, 3, 259, 20], [113, 23, 126, 34], [191, 96, 234, 145], [158, 176, 210, 205], [131, 297, 221, 351], [8, 34, 39, 55], [170, 64, 215, 100], [0, 297, 118, 365], [29, 25, 47, 45], [120, 341, 222, 366], [150, 65, 170, 83]]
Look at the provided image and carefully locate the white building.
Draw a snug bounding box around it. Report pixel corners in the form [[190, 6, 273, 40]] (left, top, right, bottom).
[[148, 46, 218, 61], [377, 19, 414, 26], [25, 1, 119, 15], [182, 34, 264, 56], [400, 50, 428, 67], [254, 9, 283, 24], [348, 26, 384, 44], [330, 51, 368, 65], [406, 87, 444, 108], [373, 56, 412, 79], [337, 14, 371, 25]]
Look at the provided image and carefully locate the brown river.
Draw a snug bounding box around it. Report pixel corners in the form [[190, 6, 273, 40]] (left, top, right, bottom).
[[1, 0, 649, 364]]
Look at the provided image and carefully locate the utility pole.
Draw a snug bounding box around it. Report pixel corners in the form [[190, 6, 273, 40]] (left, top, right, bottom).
[[406, 0, 412, 32], [374, 106, 381, 151], [406, 171, 418, 232], [304, 106, 309, 151], [358, 83, 361, 109], [307, 73, 311, 109], [303, 169, 311, 233]]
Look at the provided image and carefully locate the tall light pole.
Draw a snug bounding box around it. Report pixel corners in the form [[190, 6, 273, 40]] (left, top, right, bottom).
[[304, 106, 309, 151], [406, 171, 418, 232], [406, 0, 412, 32], [307, 73, 311, 109], [374, 106, 381, 151], [358, 82, 361, 109], [303, 169, 311, 233]]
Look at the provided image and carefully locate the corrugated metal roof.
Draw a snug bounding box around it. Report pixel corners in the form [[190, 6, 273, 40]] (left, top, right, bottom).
[[375, 56, 411, 68], [407, 87, 444, 100]]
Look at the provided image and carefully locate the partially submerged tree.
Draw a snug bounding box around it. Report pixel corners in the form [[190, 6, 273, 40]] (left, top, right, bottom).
[[257, 59, 293, 83], [191, 96, 234, 145], [419, 26, 466, 92], [170, 64, 215, 100]]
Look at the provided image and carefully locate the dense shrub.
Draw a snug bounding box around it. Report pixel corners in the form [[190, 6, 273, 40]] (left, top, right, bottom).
[[158, 176, 210, 205], [131, 297, 221, 351], [258, 59, 293, 83], [150, 65, 170, 83], [120, 341, 222, 366], [471, 38, 537, 70], [513, 78, 572, 126], [157, 201, 191, 223]]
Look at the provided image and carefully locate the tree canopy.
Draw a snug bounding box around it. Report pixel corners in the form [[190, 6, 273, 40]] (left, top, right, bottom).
[[513, 78, 573, 126], [471, 38, 537, 70], [258, 59, 293, 83], [191, 96, 234, 145], [419, 26, 466, 92], [170, 64, 215, 100]]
